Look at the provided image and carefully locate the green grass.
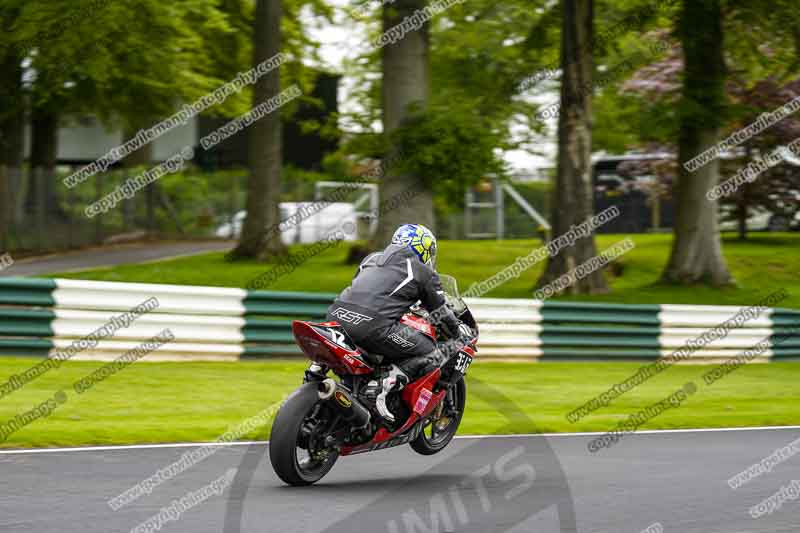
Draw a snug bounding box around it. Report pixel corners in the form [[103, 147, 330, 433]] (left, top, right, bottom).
[[23, 234, 799, 448], [1, 358, 798, 448], [51, 233, 800, 308]]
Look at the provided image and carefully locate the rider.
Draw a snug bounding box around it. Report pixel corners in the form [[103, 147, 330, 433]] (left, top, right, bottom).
[[325, 223, 470, 422]]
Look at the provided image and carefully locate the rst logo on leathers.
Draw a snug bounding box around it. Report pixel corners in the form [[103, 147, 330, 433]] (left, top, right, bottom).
[[331, 307, 374, 325], [388, 332, 416, 349]]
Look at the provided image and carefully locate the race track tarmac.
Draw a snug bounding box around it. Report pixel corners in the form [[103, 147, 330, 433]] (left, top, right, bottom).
[[1, 429, 799, 533]]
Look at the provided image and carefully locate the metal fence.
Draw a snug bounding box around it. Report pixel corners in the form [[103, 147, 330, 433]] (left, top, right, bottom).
[[1, 165, 251, 254], [0, 163, 553, 255]]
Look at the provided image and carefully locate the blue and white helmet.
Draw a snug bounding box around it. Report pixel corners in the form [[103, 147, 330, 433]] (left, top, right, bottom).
[[391, 224, 437, 267]]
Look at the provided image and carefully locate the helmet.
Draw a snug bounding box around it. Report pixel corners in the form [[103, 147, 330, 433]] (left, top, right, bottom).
[[391, 224, 437, 267]]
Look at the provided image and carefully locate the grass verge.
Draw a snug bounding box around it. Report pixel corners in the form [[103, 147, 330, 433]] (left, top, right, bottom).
[[1, 358, 798, 448], [50, 233, 800, 308]]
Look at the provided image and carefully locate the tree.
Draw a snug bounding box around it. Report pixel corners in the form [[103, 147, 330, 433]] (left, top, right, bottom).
[[6, 0, 236, 235], [661, 0, 732, 285], [26, 98, 63, 222], [536, 0, 608, 295], [342, 0, 546, 248], [374, 0, 433, 246], [0, 54, 23, 246], [25, 64, 69, 223], [604, 2, 800, 243], [229, 0, 288, 259], [0, 7, 24, 237], [712, 78, 800, 238]]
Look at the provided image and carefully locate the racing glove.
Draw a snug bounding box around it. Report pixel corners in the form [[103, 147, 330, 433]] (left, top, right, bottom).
[[457, 322, 474, 343], [432, 303, 461, 340]]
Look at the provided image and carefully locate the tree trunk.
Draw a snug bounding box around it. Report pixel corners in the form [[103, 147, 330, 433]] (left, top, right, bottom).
[[536, 0, 608, 295], [661, 0, 733, 286], [26, 107, 65, 221], [0, 166, 8, 251], [651, 189, 661, 231], [123, 126, 155, 167], [373, 0, 433, 247], [736, 143, 753, 241], [123, 125, 155, 235], [229, 0, 287, 260], [736, 186, 748, 241], [0, 43, 25, 234]]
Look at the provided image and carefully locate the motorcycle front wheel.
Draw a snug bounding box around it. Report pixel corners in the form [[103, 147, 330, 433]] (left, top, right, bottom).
[[269, 383, 339, 486], [409, 377, 466, 455]]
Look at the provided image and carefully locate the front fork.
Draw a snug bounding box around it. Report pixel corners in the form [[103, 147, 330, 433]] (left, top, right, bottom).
[[432, 397, 446, 419], [429, 379, 460, 430]]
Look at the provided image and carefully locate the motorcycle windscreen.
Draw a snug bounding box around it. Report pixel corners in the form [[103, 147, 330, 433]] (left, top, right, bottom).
[[439, 273, 476, 331]]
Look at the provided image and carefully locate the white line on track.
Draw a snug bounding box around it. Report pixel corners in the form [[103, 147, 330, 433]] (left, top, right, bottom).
[[1, 425, 799, 455], [0, 440, 267, 455]]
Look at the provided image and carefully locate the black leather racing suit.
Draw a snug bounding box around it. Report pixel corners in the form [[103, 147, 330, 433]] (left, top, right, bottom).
[[326, 243, 462, 377]]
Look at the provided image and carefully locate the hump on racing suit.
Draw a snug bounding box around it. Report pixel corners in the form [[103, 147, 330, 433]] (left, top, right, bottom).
[[331, 242, 459, 336]]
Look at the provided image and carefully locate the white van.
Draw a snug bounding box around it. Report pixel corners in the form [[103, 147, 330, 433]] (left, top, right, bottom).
[[215, 202, 359, 245]]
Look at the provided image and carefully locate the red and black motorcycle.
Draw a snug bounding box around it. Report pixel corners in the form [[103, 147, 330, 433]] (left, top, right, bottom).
[[269, 275, 478, 486]]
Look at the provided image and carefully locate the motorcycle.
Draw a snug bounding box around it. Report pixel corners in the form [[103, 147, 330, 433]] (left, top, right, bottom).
[[269, 275, 478, 486]]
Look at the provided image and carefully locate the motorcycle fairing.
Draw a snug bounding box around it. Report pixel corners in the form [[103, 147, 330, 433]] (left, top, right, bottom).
[[399, 313, 436, 340], [291, 321, 373, 375], [339, 367, 447, 456]]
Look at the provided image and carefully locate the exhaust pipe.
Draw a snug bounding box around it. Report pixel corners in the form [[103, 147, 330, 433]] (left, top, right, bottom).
[[318, 378, 371, 428]]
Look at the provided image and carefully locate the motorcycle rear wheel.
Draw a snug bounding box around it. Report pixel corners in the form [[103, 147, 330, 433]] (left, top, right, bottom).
[[409, 377, 466, 456], [269, 383, 339, 486]]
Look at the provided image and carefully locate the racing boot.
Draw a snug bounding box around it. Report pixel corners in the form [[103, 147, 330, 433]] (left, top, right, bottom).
[[368, 349, 446, 423], [372, 365, 409, 423], [363, 365, 409, 423]]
